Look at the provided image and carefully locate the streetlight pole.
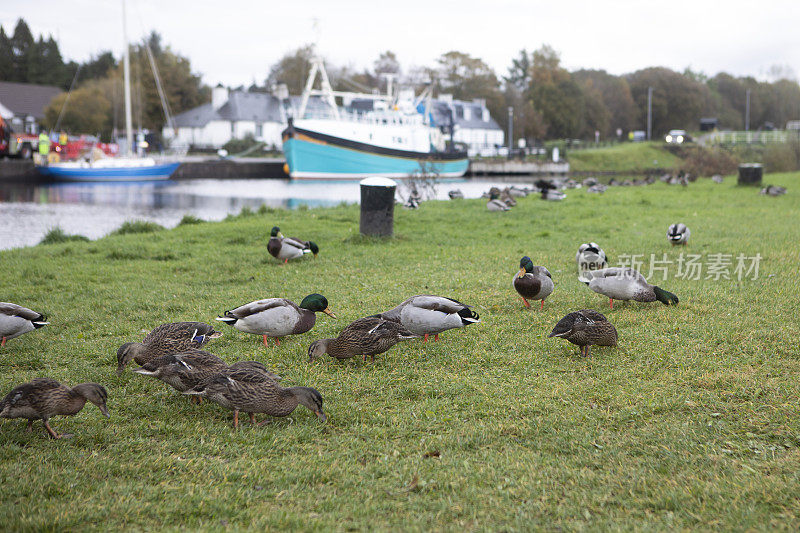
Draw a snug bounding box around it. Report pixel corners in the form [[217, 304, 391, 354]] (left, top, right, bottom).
[[507, 106, 513, 152], [745, 89, 751, 131], [647, 87, 653, 141]]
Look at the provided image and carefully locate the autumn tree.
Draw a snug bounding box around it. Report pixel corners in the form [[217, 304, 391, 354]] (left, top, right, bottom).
[[528, 45, 584, 139], [572, 69, 636, 137], [626, 67, 711, 135], [43, 78, 113, 135], [266, 45, 314, 95]]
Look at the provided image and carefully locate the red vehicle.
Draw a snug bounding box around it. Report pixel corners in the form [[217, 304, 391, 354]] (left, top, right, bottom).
[[0, 115, 38, 159], [54, 135, 118, 161]]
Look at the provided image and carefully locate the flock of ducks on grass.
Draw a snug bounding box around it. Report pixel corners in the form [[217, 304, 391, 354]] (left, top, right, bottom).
[[1, 215, 692, 438]]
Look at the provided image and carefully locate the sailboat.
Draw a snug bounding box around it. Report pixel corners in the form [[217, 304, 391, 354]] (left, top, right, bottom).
[[282, 47, 469, 180], [36, 0, 180, 182]]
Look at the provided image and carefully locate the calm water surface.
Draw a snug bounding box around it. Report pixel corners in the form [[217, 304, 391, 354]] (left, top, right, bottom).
[[0, 177, 532, 250]]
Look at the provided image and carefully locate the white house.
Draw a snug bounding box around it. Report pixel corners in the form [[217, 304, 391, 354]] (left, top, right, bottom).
[[431, 95, 505, 156], [163, 85, 286, 150]]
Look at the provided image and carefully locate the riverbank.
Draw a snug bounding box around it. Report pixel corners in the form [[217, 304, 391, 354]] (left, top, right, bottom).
[[1, 173, 798, 530]]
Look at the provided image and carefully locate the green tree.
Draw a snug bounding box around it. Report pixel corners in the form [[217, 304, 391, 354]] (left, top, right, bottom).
[[505, 49, 532, 91], [43, 78, 113, 136], [10, 18, 34, 81], [528, 45, 584, 139], [573, 69, 636, 137], [626, 67, 711, 136], [266, 45, 314, 95], [0, 27, 13, 80]]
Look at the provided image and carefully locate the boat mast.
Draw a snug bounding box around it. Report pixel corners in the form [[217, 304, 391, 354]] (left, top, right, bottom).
[[122, 0, 133, 156]]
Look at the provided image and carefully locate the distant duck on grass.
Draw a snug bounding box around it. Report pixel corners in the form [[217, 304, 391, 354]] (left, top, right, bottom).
[[308, 317, 418, 363], [667, 223, 690, 245], [216, 293, 336, 347], [373, 295, 479, 341], [513, 256, 554, 309], [267, 226, 319, 263], [0, 302, 49, 347], [548, 309, 617, 357], [1, 378, 109, 439], [583, 267, 679, 308], [116, 322, 222, 375], [487, 190, 510, 211]]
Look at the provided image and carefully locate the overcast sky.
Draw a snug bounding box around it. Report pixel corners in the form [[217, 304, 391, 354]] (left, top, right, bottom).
[[2, 0, 799, 88]]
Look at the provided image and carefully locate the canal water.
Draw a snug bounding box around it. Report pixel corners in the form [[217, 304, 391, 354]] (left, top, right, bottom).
[[0, 177, 532, 250]]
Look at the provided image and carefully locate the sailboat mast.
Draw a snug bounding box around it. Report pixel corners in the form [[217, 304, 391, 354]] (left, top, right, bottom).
[[122, 0, 133, 156]]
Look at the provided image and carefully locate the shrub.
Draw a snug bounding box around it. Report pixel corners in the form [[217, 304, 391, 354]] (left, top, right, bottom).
[[763, 143, 800, 172], [678, 146, 740, 177], [39, 227, 90, 245], [178, 214, 204, 226], [222, 134, 262, 155], [110, 220, 164, 235]]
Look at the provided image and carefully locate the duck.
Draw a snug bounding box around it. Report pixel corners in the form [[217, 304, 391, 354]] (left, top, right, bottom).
[[216, 293, 336, 347], [308, 317, 418, 363], [576, 242, 608, 283], [541, 189, 566, 201], [0, 378, 109, 439], [513, 256, 554, 309], [486, 190, 510, 211], [548, 309, 617, 357], [448, 189, 465, 200], [667, 223, 690, 245], [507, 186, 528, 197], [711, 174, 724, 184], [267, 226, 319, 263], [500, 188, 517, 206], [760, 185, 787, 196], [116, 321, 222, 375], [587, 184, 607, 194], [132, 348, 278, 396], [582, 177, 599, 187], [583, 267, 679, 308], [185, 374, 326, 429], [0, 302, 49, 346], [373, 295, 480, 341]]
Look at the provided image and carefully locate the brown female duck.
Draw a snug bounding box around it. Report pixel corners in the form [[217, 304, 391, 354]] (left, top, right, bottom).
[[116, 322, 223, 374], [0, 378, 109, 439], [307, 317, 418, 363], [548, 309, 618, 357], [185, 374, 325, 428]]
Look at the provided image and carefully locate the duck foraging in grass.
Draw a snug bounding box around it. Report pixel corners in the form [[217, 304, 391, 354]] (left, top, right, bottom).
[[216, 293, 336, 347], [308, 317, 418, 363], [583, 267, 679, 308], [548, 309, 617, 357], [576, 242, 608, 283], [0, 378, 109, 439], [116, 322, 222, 375], [667, 223, 690, 245], [513, 256, 554, 309], [373, 295, 480, 341], [267, 226, 319, 263], [185, 374, 326, 428], [0, 302, 49, 347]]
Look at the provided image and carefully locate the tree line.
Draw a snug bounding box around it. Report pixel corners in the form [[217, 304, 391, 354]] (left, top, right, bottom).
[[3, 17, 799, 143]]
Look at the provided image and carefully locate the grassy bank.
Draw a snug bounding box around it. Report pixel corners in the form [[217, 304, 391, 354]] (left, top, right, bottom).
[[1, 174, 799, 530], [568, 142, 682, 173]]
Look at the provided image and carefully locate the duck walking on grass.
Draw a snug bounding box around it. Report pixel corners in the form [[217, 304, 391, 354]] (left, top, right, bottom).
[[116, 322, 223, 375], [373, 295, 480, 342], [1, 378, 109, 439], [584, 267, 679, 309], [548, 310, 617, 357], [216, 293, 336, 347], [667, 223, 690, 245], [0, 302, 49, 347], [185, 375, 326, 429], [132, 349, 278, 399], [308, 317, 418, 363], [267, 226, 319, 263], [513, 256, 554, 309]]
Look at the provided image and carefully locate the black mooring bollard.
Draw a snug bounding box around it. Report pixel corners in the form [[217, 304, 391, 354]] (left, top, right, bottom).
[[738, 163, 763, 186], [360, 177, 397, 237]]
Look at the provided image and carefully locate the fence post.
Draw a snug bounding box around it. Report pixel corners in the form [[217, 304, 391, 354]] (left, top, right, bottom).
[[360, 177, 397, 237]]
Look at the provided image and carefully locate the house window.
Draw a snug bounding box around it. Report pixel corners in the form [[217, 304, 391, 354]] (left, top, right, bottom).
[[230, 122, 235, 136], [255, 124, 263, 137]]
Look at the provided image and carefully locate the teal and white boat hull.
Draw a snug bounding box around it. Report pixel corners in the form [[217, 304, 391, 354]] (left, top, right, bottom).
[[282, 125, 469, 180]]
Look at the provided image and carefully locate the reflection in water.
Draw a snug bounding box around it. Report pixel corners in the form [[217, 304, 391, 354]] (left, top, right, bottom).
[[0, 177, 532, 250]]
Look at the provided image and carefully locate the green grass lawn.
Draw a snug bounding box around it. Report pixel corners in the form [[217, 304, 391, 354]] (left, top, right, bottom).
[[568, 142, 682, 173], [1, 174, 799, 530]]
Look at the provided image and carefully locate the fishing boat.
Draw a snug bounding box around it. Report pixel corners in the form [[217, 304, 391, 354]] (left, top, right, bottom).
[[282, 49, 468, 180], [36, 0, 180, 182]]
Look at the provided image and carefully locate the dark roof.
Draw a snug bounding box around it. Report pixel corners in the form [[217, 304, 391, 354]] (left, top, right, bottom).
[[431, 100, 501, 131], [172, 91, 284, 127], [0, 81, 63, 120]]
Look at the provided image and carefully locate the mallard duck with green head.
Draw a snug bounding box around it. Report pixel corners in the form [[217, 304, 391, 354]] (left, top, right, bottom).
[[513, 256, 554, 309], [308, 317, 418, 363], [116, 322, 223, 375], [267, 226, 319, 263], [1, 378, 109, 439], [185, 374, 326, 428], [216, 293, 336, 347], [548, 309, 617, 357], [583, 267, 679, 309]]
